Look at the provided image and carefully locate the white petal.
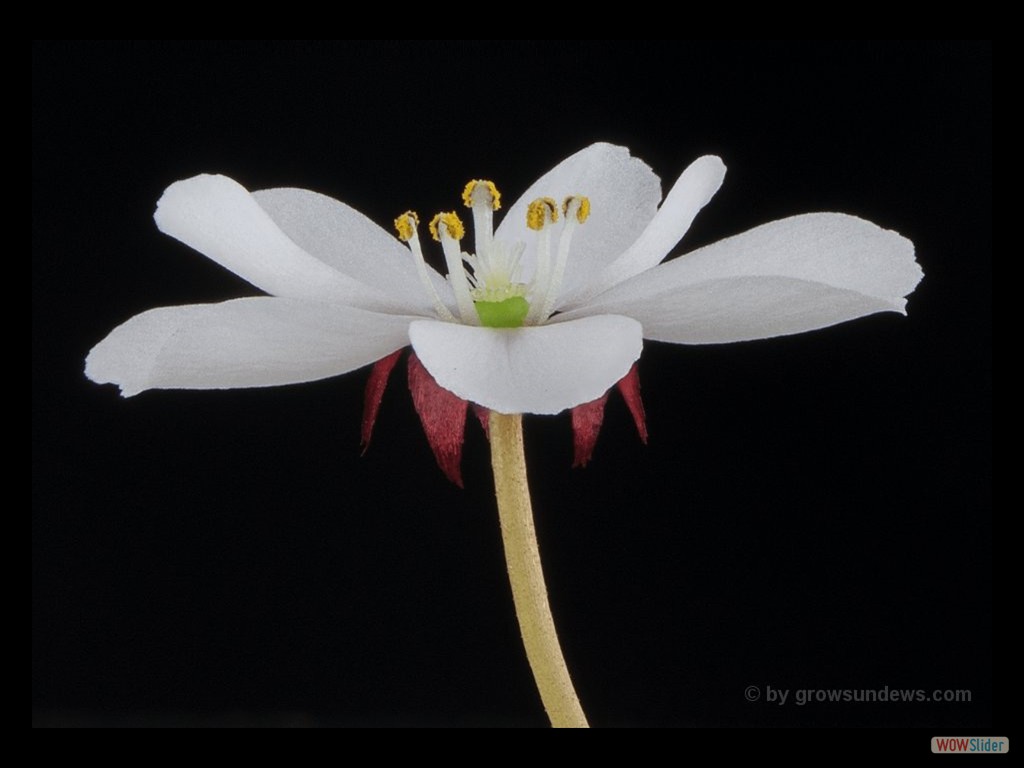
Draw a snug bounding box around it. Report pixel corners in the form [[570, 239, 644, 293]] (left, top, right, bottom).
[[565, 155, 726, 306], [155, 175, 394, 309], [86, 297, 417, 397], [565, 213, 922, 343], [252, 187, 453, 315], [408, 315, 642, 415], [495, 143, 662, 294]]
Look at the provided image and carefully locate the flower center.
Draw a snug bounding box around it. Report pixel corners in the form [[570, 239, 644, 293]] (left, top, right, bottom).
[[394, 180, 589, 328]]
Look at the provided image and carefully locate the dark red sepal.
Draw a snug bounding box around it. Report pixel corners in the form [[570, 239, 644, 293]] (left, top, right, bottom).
[[616, 363, 648, 444], [408, 353, 468, 487], [472, 404, 491, 440], [361, 349, 403, 454], [571, 391, 609, 468]]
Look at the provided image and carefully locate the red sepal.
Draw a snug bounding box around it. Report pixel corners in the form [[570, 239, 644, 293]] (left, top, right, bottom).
[[408, 353, 468, 487], [571, 364, 648, 467], [571, 391, 609, 468], [616, 363, 648, 444], [361, 349, 403, 454], [472, 404, 491, 440]]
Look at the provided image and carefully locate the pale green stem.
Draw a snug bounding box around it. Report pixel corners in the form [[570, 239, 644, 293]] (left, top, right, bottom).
[[489, 412, 589, 729]]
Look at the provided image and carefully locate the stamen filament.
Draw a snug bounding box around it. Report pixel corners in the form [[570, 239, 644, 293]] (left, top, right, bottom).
[[463, 180, 501, 264], [538, 196, 588, 322], [431, 212, 477, 324], [524, 198, 559, 325], [394, 212, 456, 322], [472, 203, 494, 257]]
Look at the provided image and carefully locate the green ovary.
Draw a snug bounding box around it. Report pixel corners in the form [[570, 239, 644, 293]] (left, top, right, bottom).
[[475, 297, 530, 328]]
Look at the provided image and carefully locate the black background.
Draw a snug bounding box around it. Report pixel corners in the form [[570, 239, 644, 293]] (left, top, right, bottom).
[[33, 41, 992, 733]]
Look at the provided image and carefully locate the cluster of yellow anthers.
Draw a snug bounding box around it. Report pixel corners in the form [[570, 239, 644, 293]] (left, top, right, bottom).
[[393, 179, 590, 330], [525, 195, 591, 230]]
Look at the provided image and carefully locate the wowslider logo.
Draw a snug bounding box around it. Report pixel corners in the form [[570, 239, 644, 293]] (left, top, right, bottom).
[[931, 737, 1009, 754]]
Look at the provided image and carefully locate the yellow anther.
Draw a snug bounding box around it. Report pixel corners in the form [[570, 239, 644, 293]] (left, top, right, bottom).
[[526, 197, 560, 231], [563, 195, 591, 224], [393, 210, 419, 242], [462, 179, 502, 211], [428, 211, 466, 242]]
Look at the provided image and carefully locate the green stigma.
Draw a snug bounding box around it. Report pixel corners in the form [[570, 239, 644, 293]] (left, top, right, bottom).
[[475, 296, 530, 328]]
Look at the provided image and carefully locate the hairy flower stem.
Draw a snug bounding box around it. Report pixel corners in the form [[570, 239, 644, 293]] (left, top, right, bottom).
[[489, 412, 589, 728]]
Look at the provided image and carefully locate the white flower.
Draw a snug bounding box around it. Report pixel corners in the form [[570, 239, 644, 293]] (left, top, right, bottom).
[[86, 142, 922, 419]]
